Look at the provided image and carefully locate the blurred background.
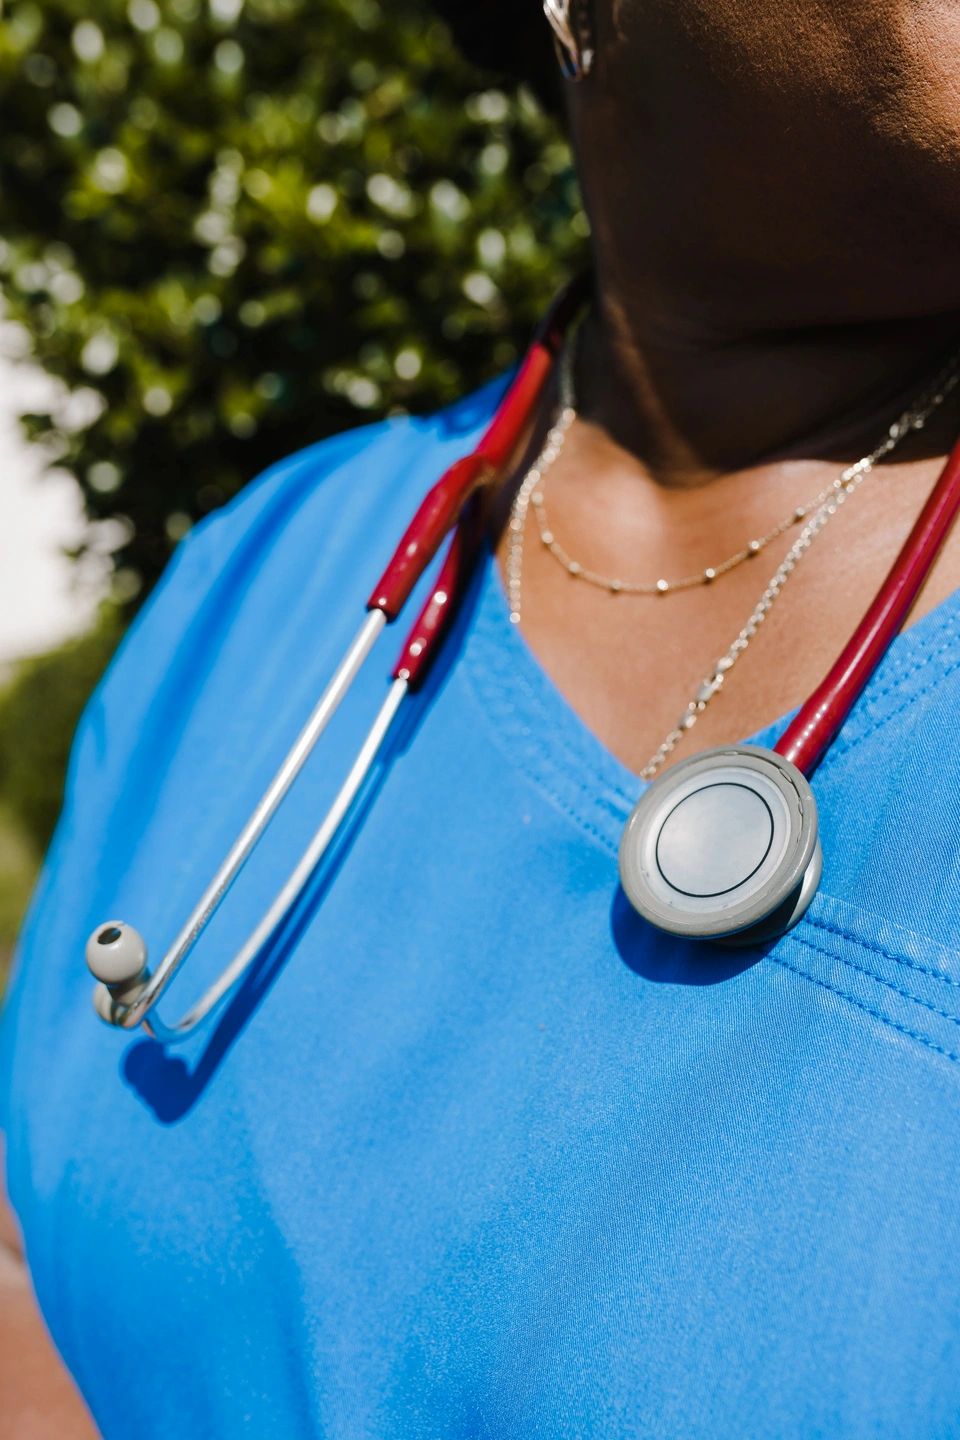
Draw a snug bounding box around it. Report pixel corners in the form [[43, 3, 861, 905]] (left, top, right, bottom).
[[0, 0, 587, 986]]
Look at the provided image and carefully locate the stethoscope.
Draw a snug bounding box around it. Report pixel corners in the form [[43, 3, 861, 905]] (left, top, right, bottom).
[[87, 275, 960, 1041]]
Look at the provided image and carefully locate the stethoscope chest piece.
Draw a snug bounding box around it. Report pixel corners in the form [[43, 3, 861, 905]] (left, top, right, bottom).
[[618, 744, 822, 947]]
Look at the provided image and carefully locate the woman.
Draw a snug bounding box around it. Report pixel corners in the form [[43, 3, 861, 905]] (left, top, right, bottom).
[[5, 0, 960, 1434]]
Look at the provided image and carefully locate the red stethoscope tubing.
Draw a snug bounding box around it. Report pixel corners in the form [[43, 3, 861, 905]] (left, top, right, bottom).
[[371, 273, 589, 688], [776, 433, 960, 775]]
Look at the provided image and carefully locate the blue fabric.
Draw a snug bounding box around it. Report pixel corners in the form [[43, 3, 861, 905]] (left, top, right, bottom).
[[4, 372, 960, 1439]]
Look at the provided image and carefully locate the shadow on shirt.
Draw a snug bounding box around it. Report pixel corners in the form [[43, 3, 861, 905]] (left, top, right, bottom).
[[611, 886, 769, 987]]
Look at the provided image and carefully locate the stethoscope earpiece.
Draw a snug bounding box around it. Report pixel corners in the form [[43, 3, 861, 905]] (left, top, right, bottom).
[[618, 744, 822, 947], [86, 921, 152, 1023]]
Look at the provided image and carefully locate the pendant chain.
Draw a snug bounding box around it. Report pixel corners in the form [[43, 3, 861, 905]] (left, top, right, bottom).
[[506, 325, 960, 780]]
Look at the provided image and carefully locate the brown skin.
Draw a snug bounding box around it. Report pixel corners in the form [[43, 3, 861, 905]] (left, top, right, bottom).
[[0, 1142, 98, 1437], [5, 0, 960, 1424], [494, 0, 960, 775]]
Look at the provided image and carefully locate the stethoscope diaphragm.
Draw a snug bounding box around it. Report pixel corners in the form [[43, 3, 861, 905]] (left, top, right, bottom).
[[618, 744, 823, 946]]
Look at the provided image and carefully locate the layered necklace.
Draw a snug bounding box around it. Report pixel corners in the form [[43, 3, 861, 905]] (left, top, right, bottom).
[[506, 316, 960, 779]]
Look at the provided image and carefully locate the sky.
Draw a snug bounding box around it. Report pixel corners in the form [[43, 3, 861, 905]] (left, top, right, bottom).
[[0, 353, 106, 667]]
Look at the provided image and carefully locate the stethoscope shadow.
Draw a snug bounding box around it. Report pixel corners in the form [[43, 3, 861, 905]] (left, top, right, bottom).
[[121, 553, 490, 1124], [610, 887, 771, 986], [122, 784, 380, 1124]]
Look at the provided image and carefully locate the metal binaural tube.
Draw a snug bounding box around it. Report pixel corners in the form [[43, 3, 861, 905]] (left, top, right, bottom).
[[89, 275, 585, 1042], [141, 677, 408, 1042], [89, 609, 386, 1029], [142, 511, 486, 1038], [113, 503, 481, 1040]]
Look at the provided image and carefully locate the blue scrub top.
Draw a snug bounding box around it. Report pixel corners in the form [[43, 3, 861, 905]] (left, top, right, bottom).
[[4, 372, 960, 1438]]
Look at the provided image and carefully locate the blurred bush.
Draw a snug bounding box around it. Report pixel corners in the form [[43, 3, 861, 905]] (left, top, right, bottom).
[[0, 611, 123, 852], [0, 612, 123, 977], [0, 806, 38, 984], [0, 0, 585, 606]]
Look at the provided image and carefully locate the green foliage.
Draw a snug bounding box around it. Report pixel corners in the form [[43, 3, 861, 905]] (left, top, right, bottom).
[[0, 609, 123, 986], [0, 610, 123, 852], [0, 0, 586, 603], [0, 803, 38, 986]]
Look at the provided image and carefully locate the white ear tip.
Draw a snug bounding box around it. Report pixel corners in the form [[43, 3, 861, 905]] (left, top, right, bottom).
[[85, 921, 148, 986]]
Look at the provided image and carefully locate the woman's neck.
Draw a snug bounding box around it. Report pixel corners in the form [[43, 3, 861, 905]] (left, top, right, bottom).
[[575, 280, 960, 490]]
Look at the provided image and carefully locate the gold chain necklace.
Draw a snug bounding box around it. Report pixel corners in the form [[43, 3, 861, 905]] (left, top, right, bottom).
[[506, 330, 960, 778], [519, 316, 918, 597]]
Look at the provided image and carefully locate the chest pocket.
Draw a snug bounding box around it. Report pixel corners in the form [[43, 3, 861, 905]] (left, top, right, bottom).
[[766, 676, 960, 1068]]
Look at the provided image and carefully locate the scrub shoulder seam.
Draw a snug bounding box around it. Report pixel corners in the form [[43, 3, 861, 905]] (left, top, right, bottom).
[[851, 615, 959, 710], [823, 650, 960, 769]]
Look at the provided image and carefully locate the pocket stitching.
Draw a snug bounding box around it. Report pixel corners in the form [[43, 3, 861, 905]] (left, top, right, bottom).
[[805, 914, 960, 989], [768, 948, 960, 1068], [792, 928, 960, 1032]]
